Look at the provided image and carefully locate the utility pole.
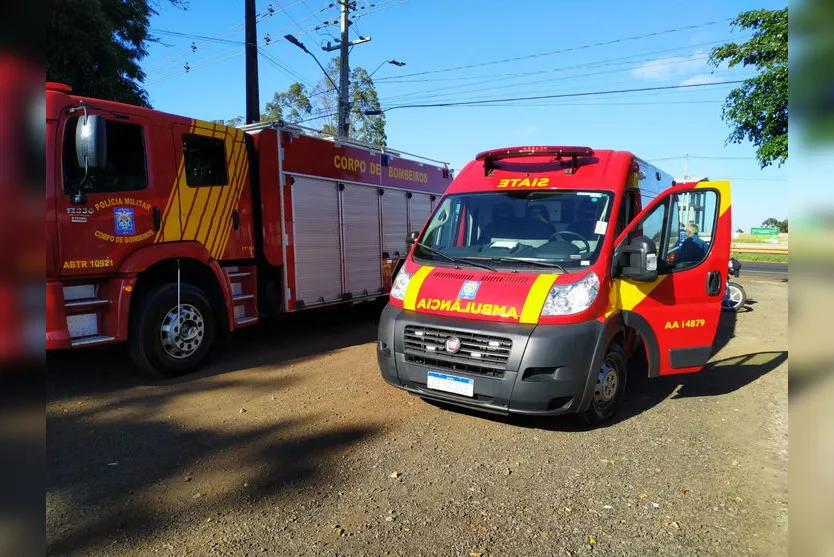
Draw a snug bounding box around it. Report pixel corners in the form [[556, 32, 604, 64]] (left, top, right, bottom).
[[244, 0, 260, 124], [323, 0, 371, 137]]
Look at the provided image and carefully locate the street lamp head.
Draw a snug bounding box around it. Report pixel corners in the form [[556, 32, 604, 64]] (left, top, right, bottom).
[[284, 34, 309, 53], [389, 60, 406, 67], [363, 109, 383, 116]]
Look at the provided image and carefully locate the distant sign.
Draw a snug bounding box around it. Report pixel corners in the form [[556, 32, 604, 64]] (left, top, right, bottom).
[[751, 227, 779, 237]]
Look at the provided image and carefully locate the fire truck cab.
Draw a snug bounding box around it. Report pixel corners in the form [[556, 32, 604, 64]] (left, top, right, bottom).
[[376, 146, 732, 424]]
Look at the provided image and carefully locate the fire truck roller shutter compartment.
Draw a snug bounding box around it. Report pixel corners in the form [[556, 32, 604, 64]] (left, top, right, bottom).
[[291, 175, 343, 305], [342, 183, 383, 297], [382, 189, 409, 258], [409, 193, 433, 234]]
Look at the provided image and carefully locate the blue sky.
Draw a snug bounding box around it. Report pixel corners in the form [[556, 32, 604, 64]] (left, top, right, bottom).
[[142, 0, 790, 232]]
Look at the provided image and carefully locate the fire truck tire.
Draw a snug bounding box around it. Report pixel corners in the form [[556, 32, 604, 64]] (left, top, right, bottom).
[[128, 283, 216, 378], [580, 343, 627, 426]]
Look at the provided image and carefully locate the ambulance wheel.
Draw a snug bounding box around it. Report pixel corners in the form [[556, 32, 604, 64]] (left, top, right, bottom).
[[580, 343, 627, 426], [129, 283, 216, 378]]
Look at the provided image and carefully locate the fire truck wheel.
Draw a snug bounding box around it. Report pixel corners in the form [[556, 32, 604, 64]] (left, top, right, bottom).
[[580, 343, 627, 426], [129, 283, 216, 378]]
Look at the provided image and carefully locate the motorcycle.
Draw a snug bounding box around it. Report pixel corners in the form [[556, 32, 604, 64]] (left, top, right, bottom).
[[721, 257, 747, 312]]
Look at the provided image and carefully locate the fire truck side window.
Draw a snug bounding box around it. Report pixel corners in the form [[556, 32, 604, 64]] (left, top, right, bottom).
[[62, 116, 148, 194], [183, 134, 229, 187]]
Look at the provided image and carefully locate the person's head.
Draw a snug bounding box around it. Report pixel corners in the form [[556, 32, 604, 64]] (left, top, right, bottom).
[[685, 222, 699, 238]]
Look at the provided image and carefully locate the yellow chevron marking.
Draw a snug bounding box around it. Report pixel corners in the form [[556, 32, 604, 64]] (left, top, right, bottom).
[[605, 276, 667, 318], [696, 180, 731, 217], [214, 135, 248, 259], [519, 274, 558, 324], [403, 266, 434, 311]]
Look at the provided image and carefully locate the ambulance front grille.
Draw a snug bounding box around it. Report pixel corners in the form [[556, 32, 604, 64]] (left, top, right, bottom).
[[403, 325, 512, 378]]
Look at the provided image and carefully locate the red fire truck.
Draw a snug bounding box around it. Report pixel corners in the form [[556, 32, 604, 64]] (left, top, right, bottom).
[[45, 82, 452, 376], [376, 146, 731, 424]]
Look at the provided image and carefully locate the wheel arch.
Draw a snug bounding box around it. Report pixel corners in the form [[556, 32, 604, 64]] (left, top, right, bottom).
[[120, 243, 234, 336]]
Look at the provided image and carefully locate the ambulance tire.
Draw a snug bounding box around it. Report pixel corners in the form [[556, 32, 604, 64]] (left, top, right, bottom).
[[580, 343, 627, 426], [128, 283, 216, 378]]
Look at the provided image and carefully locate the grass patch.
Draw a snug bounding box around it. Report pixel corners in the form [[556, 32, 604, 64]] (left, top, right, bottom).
[[731, 252, 788, 263]]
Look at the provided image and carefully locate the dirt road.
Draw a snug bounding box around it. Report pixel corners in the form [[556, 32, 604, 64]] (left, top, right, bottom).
[[47, 275, 787, 557]]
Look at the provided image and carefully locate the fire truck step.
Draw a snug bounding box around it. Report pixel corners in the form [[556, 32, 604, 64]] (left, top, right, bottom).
[[70, 335, 116, 347], [227, 271, 251, 279], [65, 297, 109, 309], [234, 316, 258, 326], [233, 293, 255, 302]]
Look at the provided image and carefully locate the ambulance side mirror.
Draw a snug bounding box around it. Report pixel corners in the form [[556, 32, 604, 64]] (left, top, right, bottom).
[[406, 231, 420, 246], [618, 235, 658, 282]]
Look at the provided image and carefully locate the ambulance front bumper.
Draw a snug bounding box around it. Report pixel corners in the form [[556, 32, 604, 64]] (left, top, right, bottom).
[[376, 304, 603, 417]]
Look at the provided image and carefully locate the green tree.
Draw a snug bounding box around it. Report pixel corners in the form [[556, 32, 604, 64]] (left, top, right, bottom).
[[709, 8, 787, 168], [761, 217, 788, 232], [235, 57, 387, 144], [47, 0, 187, 108]]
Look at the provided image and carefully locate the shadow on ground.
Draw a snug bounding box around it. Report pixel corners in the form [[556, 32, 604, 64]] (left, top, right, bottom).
[[46, 299, 386, 401], [46, 372, 380, 555]]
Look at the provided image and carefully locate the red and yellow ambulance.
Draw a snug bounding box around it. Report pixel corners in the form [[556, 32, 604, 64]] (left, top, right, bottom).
[[376, 146, 731, 424]]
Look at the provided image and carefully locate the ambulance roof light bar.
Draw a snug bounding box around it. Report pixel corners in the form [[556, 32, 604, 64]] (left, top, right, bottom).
[[475, 146, 595, 176]]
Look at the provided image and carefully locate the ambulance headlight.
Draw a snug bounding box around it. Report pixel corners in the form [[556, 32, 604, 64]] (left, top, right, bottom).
[[541, 272, 599, 316], [390, 268, 413, 301]]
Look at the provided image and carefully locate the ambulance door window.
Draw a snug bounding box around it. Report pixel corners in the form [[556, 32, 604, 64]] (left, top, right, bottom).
[[629, 197, 668, 264], [421, 197, 455, 248], [663, 190, 718, 271], [63, 116, 148, 194]]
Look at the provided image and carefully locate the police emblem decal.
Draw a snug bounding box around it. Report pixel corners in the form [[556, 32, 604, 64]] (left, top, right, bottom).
[[458, 280, 481, 300], [114, 207, 136, 235]]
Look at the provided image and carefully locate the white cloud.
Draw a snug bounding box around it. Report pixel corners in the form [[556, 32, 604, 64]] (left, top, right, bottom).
[[517, 125, 537, 137], [631, 52, 709, 80], [679, 74, 723, 87]]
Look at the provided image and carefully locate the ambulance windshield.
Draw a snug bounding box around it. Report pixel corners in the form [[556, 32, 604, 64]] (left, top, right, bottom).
[[414, 190, 614, 271]]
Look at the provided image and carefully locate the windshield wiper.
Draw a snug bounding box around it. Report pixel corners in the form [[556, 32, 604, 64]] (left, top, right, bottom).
[[465, 256, 568, 274], [415, 243, 496, 271]]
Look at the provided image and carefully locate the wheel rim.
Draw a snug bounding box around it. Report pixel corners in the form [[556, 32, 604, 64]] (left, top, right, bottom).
[[593, 357, 620, 406], [160, 303, 205, 359], [723, 285, 743, 309]]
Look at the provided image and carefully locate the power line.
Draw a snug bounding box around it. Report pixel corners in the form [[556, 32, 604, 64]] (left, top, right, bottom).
[[375, 80, 745, 111], [374, 18, 733, 80], [378, 56, 736, 107], [375, 36, 748, 85], [303, 36, 745, 105]]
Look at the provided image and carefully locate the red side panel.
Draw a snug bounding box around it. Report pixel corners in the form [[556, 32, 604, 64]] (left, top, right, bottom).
[[254, 129, 283, 267], [280, 132, 451, 194]]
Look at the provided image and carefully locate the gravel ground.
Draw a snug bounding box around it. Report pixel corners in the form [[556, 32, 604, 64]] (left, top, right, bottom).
[[46, 276, 787, 557]]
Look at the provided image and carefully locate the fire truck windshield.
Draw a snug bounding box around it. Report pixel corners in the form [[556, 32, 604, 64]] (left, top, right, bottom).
[[413, 190, 614, 271]]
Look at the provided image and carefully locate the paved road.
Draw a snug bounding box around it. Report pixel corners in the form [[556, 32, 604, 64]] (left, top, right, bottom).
[[46, 282, 789, 556], [736, 262, 787, 282]]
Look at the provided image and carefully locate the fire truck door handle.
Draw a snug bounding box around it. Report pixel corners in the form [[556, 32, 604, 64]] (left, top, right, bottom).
[[706, 270, 721, 296], [232, 209, 240, 230], [153, 207, 161, 231]]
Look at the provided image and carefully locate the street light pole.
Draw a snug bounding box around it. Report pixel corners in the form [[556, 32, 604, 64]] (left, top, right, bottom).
[[284, 35, 339, 93], [337, 1, 350, 138], [244, 0, 260, 124], [368, 59, 406, 79], [322, 0, 371, 138]]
